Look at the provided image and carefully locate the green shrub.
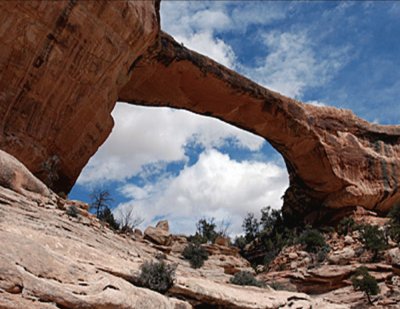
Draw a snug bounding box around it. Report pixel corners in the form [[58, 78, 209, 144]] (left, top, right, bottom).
[[299, 229, 328, 253], [388, 224, 400, 243], [337, 217, 357, 236], [316, 244, 330, 263], [66, 205, 78, 218], [351, 266, 379, 304], [182, 243, 209, 269], [98, 207, 119, 230], [230, 271, 263, 287], [242, 212, 259, 243], [388, 202, 400, 225], [139, 260, 176, 294], [269, 281, 289, 291], [233, 235, 247, 251], [359, 224, 387, 261], [388, 203, 400, 243]]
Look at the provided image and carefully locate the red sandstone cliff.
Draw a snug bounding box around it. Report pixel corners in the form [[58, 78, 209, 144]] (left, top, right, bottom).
[[0, 1, 399, 220]]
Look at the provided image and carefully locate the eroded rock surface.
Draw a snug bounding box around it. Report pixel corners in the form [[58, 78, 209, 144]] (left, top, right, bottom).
[[0, 153, 347, 308], [0, 0, 159, 192], [0, 1, 399, 219]]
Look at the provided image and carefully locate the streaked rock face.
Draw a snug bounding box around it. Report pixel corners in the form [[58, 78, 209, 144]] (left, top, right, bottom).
[[0, 0, 160, 192], [0, 1, 399, 220]]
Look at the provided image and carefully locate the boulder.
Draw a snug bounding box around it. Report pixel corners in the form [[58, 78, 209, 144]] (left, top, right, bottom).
[[144, 226, 172, 246], [0, 150, 51, 198], [214, 235, 230, 247], [327, 247, 356, 265], [386, 247, 400, 265], [156, 220, 169, 232]]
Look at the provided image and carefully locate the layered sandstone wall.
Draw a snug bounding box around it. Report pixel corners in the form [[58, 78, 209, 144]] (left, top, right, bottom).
[[0, 1, 399, 220], [0, 0, 159, 192]]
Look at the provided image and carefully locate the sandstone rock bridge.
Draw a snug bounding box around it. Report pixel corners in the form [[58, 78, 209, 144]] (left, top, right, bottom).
[[1, 0, 399, 222]]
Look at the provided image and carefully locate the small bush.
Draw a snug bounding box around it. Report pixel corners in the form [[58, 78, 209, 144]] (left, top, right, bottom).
[[337, 217, 357, 236], [299, 229, 328, 253], [233, 235, 247, 251], [388, 202, 400, 225], [360, 224, 387, 262], [230, 271, 263, 287], [388, 203, 400, 243], [139, 260, 176, 294], [98, 207, 119, 230], [351, 266, 379, 304], [269, 281, 289, 291], [316, 244, 330, 263], [182, 243, 209, 269], [66, 205, 78, 218]]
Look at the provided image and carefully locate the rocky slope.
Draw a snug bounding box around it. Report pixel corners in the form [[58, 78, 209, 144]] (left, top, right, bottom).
[[0, 1, 399, 220], [0, 150, 347, 309]]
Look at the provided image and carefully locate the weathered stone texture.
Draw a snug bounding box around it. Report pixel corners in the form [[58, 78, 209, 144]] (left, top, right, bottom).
[[0, 1, 399, 219], [0, 0, 159, 192], [120, 33, 400, 220]]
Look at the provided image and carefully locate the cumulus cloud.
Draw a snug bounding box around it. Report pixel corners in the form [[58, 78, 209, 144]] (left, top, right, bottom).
[[161, 1, 235, 67], [160, 2, 288, 68], [240, 31, 350, 98], [77, 104, 264, 185], [114, 149, 288, 235]]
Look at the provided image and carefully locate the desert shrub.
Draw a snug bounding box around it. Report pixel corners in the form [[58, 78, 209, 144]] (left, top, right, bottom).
[[242, 213, 259, 243], [236, 207, 299, 268], [89, 189, 113, 218], [388, 203, 400, 243], [66, 205, 78, 218], [315, 244, 331, 263], [299, 228, 328, 253], [98, 207, 119, 230], [388, 224, 400, 243], [269, 281, 290, 291], [233, 235, 247, 251], [230, 271, 263, 287], [188, 218, 218, 244], [182, 243, 209, 269], [359, 224, 387, 261], [155, 252, 167, 260], [388, 202, 400, 225], [337, 217, 357, 236], [139, 260, 176, 294], [351, 266, 379, 305]]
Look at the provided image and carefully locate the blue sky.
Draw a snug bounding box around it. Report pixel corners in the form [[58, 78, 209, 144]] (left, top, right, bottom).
[[70, 1, 400, 235]]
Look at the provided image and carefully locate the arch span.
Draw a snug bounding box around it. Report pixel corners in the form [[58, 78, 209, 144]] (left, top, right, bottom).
[[0, 1, 399, 222], [119, 33, 400, 221]]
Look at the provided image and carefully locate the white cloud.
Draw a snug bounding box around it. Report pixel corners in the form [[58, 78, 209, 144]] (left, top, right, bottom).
[[306, 100, 327, 107], [174, 32, 236, 68], [241, 31, 349, 98], [161, 1, 236, 68], [114, 149, 288, 235], [160, 2, 287, 69], [77, 104, 264, 185]]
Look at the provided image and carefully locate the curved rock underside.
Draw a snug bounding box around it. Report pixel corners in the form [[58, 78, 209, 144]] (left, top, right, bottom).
[[0, 0, 399, 221]]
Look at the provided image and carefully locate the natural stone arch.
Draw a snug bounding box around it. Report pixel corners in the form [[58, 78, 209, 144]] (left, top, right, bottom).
[[118, 32, 400, 222], [0, 1, 399, 222]]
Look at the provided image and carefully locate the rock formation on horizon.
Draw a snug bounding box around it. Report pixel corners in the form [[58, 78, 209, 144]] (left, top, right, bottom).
[[0, 0, 399, 221]]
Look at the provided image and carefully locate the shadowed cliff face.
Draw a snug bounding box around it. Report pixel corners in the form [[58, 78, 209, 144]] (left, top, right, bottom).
[[0, 0, 160, 192], [1, 1, 399, 222]]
